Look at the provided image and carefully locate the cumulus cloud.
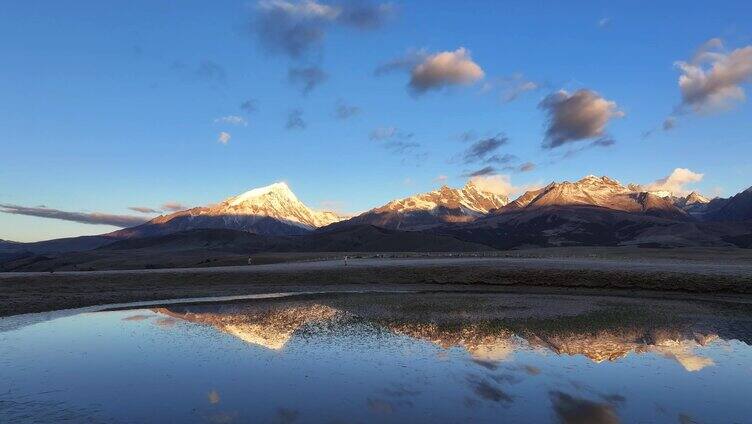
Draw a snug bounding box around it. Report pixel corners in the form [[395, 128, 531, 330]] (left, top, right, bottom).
[[162, 202, 188, 212], [642, 168, 704, 196], [286, 109, 306, 129], [377, 47, 485, 94], [0, 204, 149, 227], [217, 131, 231, 144], [462, 134, 509, 164], [214, 115, 248, 126], [539, 89, 624, 149], [251, 0, 393, 59], [466, 174, 536, 197], [675, 38, 752, 113], [240, 99, 257, 114], [288, 65, 328, 94], [410, 48, 484, 94], [128, 206, 161, 214], [335, 101, 360, 119]]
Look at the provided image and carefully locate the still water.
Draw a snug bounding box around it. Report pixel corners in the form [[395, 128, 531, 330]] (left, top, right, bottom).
[[1, 292, 751, 423]]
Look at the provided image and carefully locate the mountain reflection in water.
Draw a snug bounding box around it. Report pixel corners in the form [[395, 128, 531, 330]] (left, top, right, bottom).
[[151, 293, 739, 372], [2, 292, 751, 423]]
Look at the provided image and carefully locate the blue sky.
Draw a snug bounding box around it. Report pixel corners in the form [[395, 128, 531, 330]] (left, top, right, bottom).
[[1, 0, 751, 242]]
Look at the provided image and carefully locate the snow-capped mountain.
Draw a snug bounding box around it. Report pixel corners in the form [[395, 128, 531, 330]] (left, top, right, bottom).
[[214, 182, 341, 228], [502, 175, 686, 218], [333, 181, 508, 230], [113, 182, 344, 237]]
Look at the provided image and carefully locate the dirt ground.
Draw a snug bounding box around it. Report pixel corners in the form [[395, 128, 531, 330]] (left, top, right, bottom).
[[2, 252, 752, 317]]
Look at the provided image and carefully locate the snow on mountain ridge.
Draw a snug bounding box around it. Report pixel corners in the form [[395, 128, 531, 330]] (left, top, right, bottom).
[[378, 181, 508, 216], [212, 182, 342, 228], [504, 175, 687, 218]]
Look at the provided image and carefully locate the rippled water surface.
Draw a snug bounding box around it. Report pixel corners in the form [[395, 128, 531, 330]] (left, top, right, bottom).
[[2, 292, 752, 423]]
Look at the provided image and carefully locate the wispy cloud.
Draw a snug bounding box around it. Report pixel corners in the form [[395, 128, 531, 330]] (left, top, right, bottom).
[[240, 99, 257, 114], [559, 137, 616, 159], [462, 134, 509, 164], [171, 60, 227, 85], [335, 100, 360, 119], [517, 162, 536, 172], [128, 206, 161, 214], [288, 65, 328, 94], [214, 115, 248, 126], [370, 126, 424, 164], [161, 202, 188, 212], [286, 109, 306, 130], [463, 166, 497, 177], [483, 73, 540, 103], [641, 116, 677, 139], [485, 153, 517, 165], [0, 204, 148, 227]]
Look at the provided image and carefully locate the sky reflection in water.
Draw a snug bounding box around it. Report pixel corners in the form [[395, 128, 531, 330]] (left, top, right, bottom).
[[1, 293, 751, 423]]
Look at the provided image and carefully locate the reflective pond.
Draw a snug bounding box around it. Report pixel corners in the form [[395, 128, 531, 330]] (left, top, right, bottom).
[[2, 292, 752, 423]]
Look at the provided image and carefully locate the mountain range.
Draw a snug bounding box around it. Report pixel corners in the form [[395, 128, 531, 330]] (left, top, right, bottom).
[[2, 176, 751, 270]]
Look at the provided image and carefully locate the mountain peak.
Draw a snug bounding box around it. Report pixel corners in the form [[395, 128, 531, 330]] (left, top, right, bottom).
[[685, 191, 710, 204], [228, 182, 296, 207], [576, 175, 623, 187]]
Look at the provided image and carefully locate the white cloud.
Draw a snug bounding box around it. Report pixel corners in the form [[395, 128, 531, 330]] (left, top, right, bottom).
[[466, 174, 542, 198], [218, 131, 231, 144], [675, 38, 752, 113], [214, 115, 248, 126], [643, 168, 704, 196]]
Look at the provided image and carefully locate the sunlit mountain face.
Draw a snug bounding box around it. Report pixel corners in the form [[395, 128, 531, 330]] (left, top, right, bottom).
[[152, 292, 749, 372]]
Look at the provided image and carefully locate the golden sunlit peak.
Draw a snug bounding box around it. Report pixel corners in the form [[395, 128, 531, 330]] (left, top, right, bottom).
[[228, 182, 296, 205]]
